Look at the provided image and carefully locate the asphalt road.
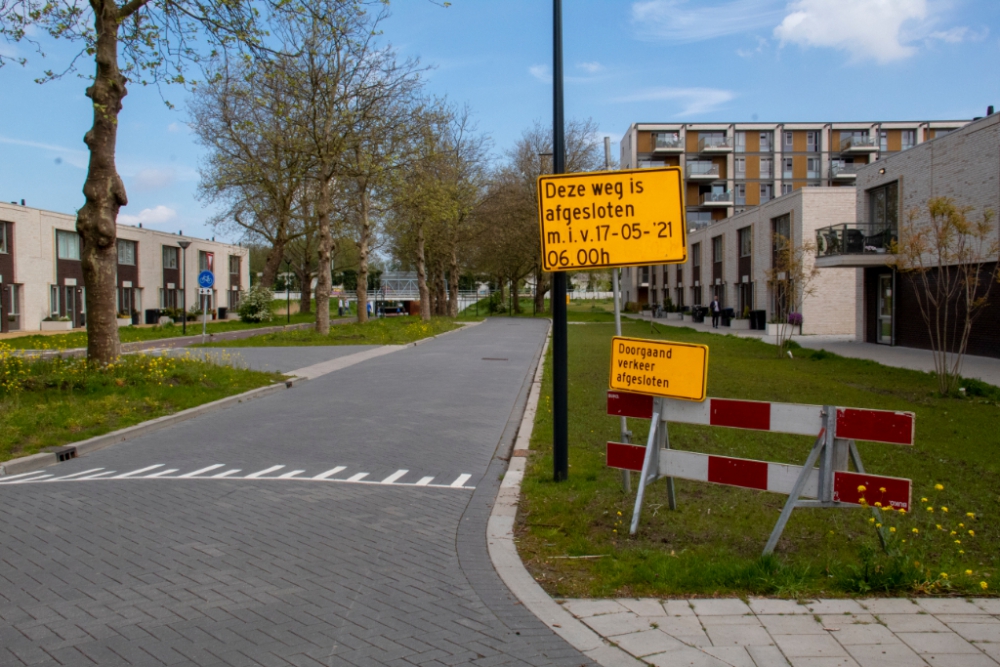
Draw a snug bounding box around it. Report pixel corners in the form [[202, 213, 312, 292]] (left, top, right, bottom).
[[0, 319, 595, 667]]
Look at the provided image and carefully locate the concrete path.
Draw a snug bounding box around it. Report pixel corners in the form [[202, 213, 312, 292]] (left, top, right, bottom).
[[560, 596, 1000, 667], [630, 313, 1000, 388], [0, 319, 597, 667]]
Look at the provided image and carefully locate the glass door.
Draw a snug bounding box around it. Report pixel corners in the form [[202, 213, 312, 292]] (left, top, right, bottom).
[[877, 274, 893, 344]]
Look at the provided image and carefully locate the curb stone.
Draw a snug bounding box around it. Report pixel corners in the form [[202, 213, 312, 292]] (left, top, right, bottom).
[[486, 327, 645, 667]]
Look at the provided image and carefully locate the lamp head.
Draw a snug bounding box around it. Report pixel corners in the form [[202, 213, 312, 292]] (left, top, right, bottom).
[[178, 240, 192, 249]]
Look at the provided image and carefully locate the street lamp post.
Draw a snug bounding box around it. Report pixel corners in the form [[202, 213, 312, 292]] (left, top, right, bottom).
[[551, 0, 568, 482], [178, 240, 191, 336], [284, 258, 292, 325]]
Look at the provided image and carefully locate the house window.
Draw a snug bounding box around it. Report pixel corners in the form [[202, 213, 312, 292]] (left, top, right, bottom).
[[692, 243, 701, 268], [735, 157, 745, 176], [760, 157, 773, 178], [734, 183, 746, 205], [784, 131, 793, 150], [760, 183, 773, 204], [772, 214, 791, 251], [759, 132, 772, 152], [807, 157, 820, 179], [0, 223, 7, 254], [163, 246, 178, 269], [880, 130, 888, 152], [117, 239, 136, 266], [869, 181, 899, 232], [782, 158, 793, 179], [782, 183, 794, 195], [199, 251, 214, 272], [806, 131, 818, 152], [712, 236, 723, 264], [735, 131, 746, 153], [738, 227, 752, 257], [56, 230, 81, 260], [901, 130, 916, 150], [229, 255, 240, 274]]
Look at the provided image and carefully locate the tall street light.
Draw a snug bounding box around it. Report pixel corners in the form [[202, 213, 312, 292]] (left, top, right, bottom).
[[551, 0, 568, 482], [178, 239, 191, 336]]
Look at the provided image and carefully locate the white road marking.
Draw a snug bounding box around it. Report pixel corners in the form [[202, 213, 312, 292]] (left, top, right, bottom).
[[415, 476, 435, 486], [0, 471, 54, 483], [313, 467, 346, 480], [79, 471, 116, 480], [146, 469, 179, 478], [278, 470, 305, 479], [212, 469, 241, 478], [380, 470, 408, 484], [114, 465, 163, 479], [346, 472, 369, 482], [450, 474, 472, 488], [6, 474, 54, 484], [246, 465, 284, 479], [45, 469, 105, 481], [179, 464, 225, 478]]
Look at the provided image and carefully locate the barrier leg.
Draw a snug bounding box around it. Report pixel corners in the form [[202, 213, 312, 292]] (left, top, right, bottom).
[[763, 430, 827, 556], [629, 406, 661, 536], [659, 403, 676, 511], [849, 440, 889, 553]]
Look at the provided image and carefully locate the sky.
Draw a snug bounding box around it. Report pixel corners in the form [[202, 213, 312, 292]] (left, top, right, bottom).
[[1, 0, 998, 243]]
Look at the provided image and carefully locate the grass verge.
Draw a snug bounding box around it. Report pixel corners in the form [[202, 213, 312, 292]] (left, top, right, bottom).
[[1, 346, 283, 463], [518, 320, 999, 598], [196, 316, 464, 347]]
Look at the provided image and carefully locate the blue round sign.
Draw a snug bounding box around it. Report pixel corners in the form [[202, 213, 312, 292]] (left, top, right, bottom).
[[197, 270, 215, 289]]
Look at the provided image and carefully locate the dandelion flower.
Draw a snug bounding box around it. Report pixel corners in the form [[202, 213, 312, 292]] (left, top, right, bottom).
[[875, 502, 883, 508], [617, 511, 622, 516], [890, 527, 896, 533], [940, 572, 948, 579], [941, 507, 949, 512], [876, 523, 882, 529], [959, 550, 965, 554], [968, 530, 975, 536], [982, 582, 989, 590], [880, 487, 887, 493], [966, 570, 973, 576], [934, 484, 944, 491], [967, 512, 976, 519], [927, 507, 934, 512], [869, 518, 875, 524], [857, 485, 866, 493], [955, 540, 961, 544], [899, 508, 907, 515], [921, 497, 928, 502], [912, 528, 919, 534]]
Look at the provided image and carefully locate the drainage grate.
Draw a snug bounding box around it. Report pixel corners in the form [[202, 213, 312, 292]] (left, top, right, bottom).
[[481, 357, 508, 361], [42, 445, 78, 462]]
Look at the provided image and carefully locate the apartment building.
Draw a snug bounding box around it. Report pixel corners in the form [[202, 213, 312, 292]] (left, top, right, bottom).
[[622, 187, 858, 335], [0, 202, 249, 333], [620, 119, 970, 230], [814, 112, 1000, 358]]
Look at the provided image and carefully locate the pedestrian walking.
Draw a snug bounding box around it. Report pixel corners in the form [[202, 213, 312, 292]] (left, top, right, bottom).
[[338, 298, 344, 317], [710, 296, 721, 328]]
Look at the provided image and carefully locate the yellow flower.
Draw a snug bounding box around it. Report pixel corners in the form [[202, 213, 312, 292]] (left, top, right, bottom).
[[898, 508, 907, 515], [879, 487, 887, 493], [940, 572, 948, 579], [889, 527, 896, 533], [951, 530, 957, 535], [869, 517, 875, 524], [617, 511, 622, 516], [912, 528, 919, 534], [876, 523, 882, 528], [941, 507, 948, 512], [968, 530, 975, 536], [875, 502, 883, 508], [921, 497, 928, 502], [966, 570, 973, 576], [857, 485, 866, 493], [982, 582, 989, 590], [967, 512, 976, 519], [927, 507, 934, 512], [955, 540, 961, 544], [959, 549, 965, 554], [934, 483, 944, 491], [959, 523, 965, 528], [937, 524, 944, 530]]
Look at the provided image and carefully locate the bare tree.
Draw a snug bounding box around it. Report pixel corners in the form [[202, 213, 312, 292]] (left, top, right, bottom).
[[892, 197, 999, 394], [1, 0, 301, 363], [765, 234, 819, 356]]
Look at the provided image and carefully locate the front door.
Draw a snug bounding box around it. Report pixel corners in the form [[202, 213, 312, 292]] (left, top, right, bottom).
[[877, 274, 893, 344]]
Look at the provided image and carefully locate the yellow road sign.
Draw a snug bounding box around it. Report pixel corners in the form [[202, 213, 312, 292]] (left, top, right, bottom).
[[609, 336, 708, 402], [537, 167, 686, 271]]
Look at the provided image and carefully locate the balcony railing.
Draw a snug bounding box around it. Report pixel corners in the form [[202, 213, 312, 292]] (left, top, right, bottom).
[[839, 135, 878, 152], [698, 137, 733, 152], [700, 191, 733, 206], [816, 222, 897, 258], [653, 135, 683, 151], [831, 163, 862, 179], [686, 163, 720, 179]]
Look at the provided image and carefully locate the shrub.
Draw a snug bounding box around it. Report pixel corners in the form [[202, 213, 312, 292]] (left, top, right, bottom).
[[238, 285, 274, 323], [623, 301, 640, 313]]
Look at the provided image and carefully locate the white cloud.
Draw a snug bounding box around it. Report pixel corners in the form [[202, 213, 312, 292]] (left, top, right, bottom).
[[614, 87, 736, 117], [528, 64, 551, 83], [0, 135, 89, 168], [631, 0, 786, 42], [774, 0, 928, 63], [132, 168, 176, 191], [118, 205, 177, 227], [577, 61, 605, 73], [927, 26, 988, 44], [737, 36, 770, 58]]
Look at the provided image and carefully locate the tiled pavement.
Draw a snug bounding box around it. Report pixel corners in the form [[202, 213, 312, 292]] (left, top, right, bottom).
[[0, 319, 598, 667], [560, 596, 1000, 667]]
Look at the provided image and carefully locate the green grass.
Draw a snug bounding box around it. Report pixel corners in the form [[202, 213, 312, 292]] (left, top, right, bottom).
[[4, 312, 320, 351], [518, 321, 1000, 598], [196, 316, 464, 347], [471, 296, 618, 322], [0, 350, 283, 462]]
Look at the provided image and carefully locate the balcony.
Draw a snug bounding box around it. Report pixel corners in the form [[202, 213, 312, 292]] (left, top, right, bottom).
[[839, 135, 878, 153], [700, 191, 733, 207], [686, 163, 720, 180], [831, 163, 862, 180], [698, 137, 733, 153], [815, 222, 898, 267], [652, 135, 684, 152]]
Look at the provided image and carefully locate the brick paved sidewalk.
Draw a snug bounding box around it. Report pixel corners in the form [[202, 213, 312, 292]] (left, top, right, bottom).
[[561, 596, 1000, 667]]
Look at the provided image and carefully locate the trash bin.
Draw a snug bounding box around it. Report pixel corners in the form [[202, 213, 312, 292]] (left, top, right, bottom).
[[692, 307, 705, 323], [750, 310, 766, 330], [722, 307, 734, 327], [145, 309, 161, 325], [218, 307, 227, 320]]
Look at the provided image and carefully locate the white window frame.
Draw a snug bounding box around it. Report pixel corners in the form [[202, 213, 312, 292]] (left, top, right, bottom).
[[782, 183, 794, 195], [760, 157, 772, 178], [0, 222, 7, 254], [806, 131, 818, 152], [760, 183, 773, 204], [880, 130, 888, 152], [734, 131, 746, 153], [782, 157, 793, 179], [228, 255, 240, 274], [734, 183, 746, 205], [807, 157, 820, 178], [735, 157, 745, 176], [117, 239, 136, 266], [759, 132, 772, 152], [163, 246, 178, 269], [784, 131, 793, 149], [901, 129, 916, 150], [738, 227, 752, 258], [56, 230, 80, 261]]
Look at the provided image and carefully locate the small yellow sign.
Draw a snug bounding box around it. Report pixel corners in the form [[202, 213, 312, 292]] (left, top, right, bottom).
[[537, 167, 686, 271], [609, 336, 708, 402]]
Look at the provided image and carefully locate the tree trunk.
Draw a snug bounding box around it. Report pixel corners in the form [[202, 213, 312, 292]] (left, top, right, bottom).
[[415, 222, 431, 321], [314, 177, 333, 334], [297, 266, 312, 314], [77, 0, 128, 364], [448, 247, 459, 317], [261, 238, 286, 289], [356, 189, 370, 323], [434, 263, 446, 315], [534, 267, 548, 313], [497, 276, 506, 313], [512, 276, 522, 314]]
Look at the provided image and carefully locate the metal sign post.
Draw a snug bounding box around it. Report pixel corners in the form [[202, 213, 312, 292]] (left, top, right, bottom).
[[197, 270, 215, 342]]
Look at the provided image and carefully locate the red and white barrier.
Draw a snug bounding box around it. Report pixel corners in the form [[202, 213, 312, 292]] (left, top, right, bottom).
[[607, 391, 915, 445]]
